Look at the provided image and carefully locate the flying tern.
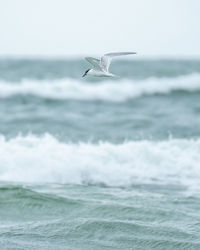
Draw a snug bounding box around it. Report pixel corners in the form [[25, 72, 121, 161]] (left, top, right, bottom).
[[82, 52, 136, 77]]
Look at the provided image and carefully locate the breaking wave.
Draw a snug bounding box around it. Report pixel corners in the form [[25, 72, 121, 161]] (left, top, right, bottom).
[[0, 134, 200, 189], [0, 73, 200, 101]]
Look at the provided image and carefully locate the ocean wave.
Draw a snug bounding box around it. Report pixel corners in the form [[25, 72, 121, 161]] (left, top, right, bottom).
[[0, 134, 200, 189], [0, 74, 200, 101]]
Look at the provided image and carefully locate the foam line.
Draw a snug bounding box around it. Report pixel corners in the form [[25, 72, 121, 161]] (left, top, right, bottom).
[[0, 74, 200, 101]]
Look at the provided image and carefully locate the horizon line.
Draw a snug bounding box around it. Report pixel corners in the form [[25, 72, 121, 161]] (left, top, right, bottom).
[[1, 54, 200, 61]]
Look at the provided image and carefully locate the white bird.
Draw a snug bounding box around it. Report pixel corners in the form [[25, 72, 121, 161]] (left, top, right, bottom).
[[82, 52, 136, 77]]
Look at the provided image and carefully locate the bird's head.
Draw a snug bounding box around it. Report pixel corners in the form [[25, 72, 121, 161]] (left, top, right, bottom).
[[82, 69, 90, 77]]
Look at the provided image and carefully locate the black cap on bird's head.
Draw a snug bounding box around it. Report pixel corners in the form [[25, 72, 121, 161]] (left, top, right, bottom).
[[82, 69, 90, 77]]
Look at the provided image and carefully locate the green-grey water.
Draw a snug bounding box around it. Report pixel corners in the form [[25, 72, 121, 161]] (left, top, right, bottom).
[[0, 59, 200, 249]]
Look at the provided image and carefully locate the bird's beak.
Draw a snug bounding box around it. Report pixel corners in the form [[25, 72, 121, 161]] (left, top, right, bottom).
[[82, 72, 86, 77]]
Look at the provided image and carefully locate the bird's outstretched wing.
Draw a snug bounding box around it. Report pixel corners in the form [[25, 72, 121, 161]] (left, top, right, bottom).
[[85, 57, 101, 70], [100, 52, 136, 72]]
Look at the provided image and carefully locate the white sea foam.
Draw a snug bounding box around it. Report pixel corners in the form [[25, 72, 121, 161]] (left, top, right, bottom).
[[0, 73, 200, 101], [0, 134, 200, 189]]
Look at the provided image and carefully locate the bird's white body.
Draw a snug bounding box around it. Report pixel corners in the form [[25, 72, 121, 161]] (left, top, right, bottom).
[[82, 52, 136, 77], [87, 69, 116, 77]]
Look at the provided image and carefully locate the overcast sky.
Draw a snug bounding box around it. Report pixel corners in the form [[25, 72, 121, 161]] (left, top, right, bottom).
[[0, 0, 200, 57]]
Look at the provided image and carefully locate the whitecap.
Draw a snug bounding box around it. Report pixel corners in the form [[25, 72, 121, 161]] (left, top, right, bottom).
[[0, 134, 200, 190], [0, 73, 200, 101]]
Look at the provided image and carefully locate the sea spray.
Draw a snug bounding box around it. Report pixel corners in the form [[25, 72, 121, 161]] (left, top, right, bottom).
[[0, 134, 200, 189]]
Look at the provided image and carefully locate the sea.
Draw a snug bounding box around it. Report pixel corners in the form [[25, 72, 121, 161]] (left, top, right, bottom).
[[0, 58, 200, 249]]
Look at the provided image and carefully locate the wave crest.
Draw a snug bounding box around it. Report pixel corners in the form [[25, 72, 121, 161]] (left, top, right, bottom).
[[0, 134, 200, 189], [0, 74, 200, 101]]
